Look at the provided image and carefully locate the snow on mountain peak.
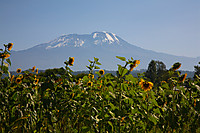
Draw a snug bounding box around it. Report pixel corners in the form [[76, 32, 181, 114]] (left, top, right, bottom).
[[46, 34, 86, 49], [45, 31, 121, 49], [93, 32, 98, 39], [91, 31, 120, 45]]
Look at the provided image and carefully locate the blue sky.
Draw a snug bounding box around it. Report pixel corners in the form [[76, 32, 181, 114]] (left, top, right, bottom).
[[0, 0, 199, 57]]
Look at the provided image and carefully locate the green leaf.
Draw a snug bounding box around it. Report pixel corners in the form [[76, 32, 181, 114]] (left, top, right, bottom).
[[82, 75, 89, 83], [6, 58, 11, 66], [88, 59, 93, 63], [125, 74, 138, 84], [94, 66, 100, 69], [96, 61, 101, 65], [3, 62, 9, 67], [108, 86, 114, 92], [148, 115, 158, 125], [118, 65, 123, 75], [94, 57, 99, 62], [122, 68, 128, 77], [121, 83, 128, 91], [161, 83, 169, 89], [8, 71, 11, 78], [153, 108, 161, 115], [129, 89, 136, 97], [109, 102, 116, 110], [104, 113, 110, 118], [104, 73, 115, 80], [81, 126, 90, 132], [128, 98, 134, 105], [12, 92, 18, 100], [1, 65, 8, 73], [131, 108, 138, 114], [86, 66, 92, 70], [108, 121, 114, 132], [116, 56, 126, 61]]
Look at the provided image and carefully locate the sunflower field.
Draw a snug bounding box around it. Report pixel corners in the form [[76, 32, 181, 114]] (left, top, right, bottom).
[[0, 43, 200, 133]]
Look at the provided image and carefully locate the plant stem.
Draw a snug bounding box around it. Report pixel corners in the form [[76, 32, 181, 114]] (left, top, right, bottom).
[[119, 83, 122, 133]]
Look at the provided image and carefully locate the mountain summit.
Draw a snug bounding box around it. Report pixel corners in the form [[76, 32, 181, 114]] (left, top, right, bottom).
[[91, 31, 120, 45], [10, 32, 198, 71], [37, 31, 123, 50]]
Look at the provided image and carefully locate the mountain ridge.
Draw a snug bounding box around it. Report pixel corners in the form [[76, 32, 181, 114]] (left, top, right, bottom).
[[10, 31, 199, 71]]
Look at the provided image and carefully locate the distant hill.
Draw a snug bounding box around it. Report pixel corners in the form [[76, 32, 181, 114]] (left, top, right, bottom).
[[72, 69, 194, 79], [10, 31, 199, 71], [6, 69, 194, 79]]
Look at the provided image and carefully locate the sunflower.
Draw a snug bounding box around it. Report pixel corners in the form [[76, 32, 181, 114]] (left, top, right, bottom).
[[171, 62, 181, 71], [31, 66, 36, 72], [99, 69, 105, 75], [88, 74, 94, 79], [7, 43, 13, 51], [0, 53, 10, 59], [15, 77, 22, 84], [179, 73, 187, 82], [36, 68, 39, 74], [139, 79, 153, 91], [34, 78, 39, 85], [19, 74, 23, 79], [87, 81, 93, 87], [16, 68, 22, 73], [68, 57, 74, 66], [129, 60, 140, 71]]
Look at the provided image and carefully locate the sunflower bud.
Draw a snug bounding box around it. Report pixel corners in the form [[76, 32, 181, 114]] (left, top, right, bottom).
[[68, 57, 74, 66], [7, 43, 13, 51], [171, 62, 181, 71]]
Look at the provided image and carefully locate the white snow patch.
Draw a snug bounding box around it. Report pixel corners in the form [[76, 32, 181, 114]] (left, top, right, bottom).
[[55, 43, 63, 47], [111, 33, 119, 42], [74, 40, 84, 47], [46, 46, 51, 49], [102, 38, 108, 43], [93, 33, 98, 38], [80, 40, 84, 46], [105, 33, 114, 42], [94, 40, 99, 45]]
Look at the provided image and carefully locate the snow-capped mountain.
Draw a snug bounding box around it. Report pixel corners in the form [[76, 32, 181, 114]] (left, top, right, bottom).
[[36, 31, 122, 50], [10, 31, 198, 71]]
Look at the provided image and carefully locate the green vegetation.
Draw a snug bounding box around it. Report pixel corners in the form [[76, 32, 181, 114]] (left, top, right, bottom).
[[0, 43, 200, 132]]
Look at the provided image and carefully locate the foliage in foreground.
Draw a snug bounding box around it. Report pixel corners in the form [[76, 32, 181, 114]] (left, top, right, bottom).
[[0, 44, 200, 132]]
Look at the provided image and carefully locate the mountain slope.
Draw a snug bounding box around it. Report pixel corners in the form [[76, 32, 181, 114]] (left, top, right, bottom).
[[10, 31, 198, 71]]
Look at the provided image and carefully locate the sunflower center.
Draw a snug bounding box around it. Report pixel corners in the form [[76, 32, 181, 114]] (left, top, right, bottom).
[[16, 79, 21, 83], [143, 82, 150, 88], [100, 71, 104, 75], [88, 82, 92, 86]]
